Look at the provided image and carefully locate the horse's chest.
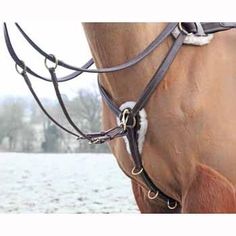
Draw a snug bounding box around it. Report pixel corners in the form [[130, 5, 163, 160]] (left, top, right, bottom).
[[104, 73, 236, 200], [145, 82, 236, 187]]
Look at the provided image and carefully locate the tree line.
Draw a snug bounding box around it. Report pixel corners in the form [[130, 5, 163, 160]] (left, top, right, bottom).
[[0, 90, 110, 153]]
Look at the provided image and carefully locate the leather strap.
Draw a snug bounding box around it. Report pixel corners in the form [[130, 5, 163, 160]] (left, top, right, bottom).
[[49, 67, 126, 143], [127, 128, 176, 204], [98, 30, 187, 207], [3, 23, 94, 83], [98, 81, 121, 117], [132, 32, 186, 116], [49, 68, 92, 140], [4, 22, 236, 210], [10, 23, 178, 78], [182, 22, 236, 35], [20, 71, 81, 138], [16, 65, 125, 143], [98, 32, 186, 117]]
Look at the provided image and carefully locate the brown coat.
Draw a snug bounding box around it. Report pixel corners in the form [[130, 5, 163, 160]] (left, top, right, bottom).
[[83, 23, 236, 213]]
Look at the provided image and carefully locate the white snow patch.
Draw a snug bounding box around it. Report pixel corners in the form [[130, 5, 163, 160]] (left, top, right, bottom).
[[0, 152, 138, 213]]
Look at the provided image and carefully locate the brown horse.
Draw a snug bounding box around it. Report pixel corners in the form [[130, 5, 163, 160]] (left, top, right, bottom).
[[83, 23, 236, 213]]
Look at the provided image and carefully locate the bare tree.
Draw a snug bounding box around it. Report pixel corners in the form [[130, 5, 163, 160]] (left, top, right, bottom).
[[68, 90, 109, 153], [0, 98, 25, 151], [20, 125, 35, 152], [0, 91, 110, 153]]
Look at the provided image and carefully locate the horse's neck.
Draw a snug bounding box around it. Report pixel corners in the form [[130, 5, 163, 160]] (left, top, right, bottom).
[[82, 23, 169, 104]]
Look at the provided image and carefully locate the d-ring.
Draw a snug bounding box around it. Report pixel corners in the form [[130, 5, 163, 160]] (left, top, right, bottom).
[[178, 22, 193, 36], [167, 200, 178, 210], [15, 61, 26, 75], [131, 166, 143, 176], [44, 54, 58, 70], [147, 190, 159, 200], [120, 108, 136, 131]]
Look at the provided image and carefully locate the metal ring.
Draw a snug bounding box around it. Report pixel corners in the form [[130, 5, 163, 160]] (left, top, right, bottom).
[[167, 200, 178, 210], [15, 61, 26, 75], [121, 109, 129, 131], [147, 190, 159, 200], [131, 166, 143, 176], [120, 108, 136, 130], [127, 116, 136, 129], [44, 54, 58, 70], [178, 22, 193, 36]]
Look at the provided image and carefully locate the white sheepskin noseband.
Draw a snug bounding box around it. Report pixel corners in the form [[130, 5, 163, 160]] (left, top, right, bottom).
[[116, 101, 148, 154]]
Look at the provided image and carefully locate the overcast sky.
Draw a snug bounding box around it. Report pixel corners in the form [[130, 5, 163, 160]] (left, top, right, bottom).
[[0, 20, 98, 100]]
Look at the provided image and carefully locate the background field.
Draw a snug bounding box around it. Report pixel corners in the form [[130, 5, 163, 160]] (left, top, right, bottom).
[[0, 153, 138, 213]]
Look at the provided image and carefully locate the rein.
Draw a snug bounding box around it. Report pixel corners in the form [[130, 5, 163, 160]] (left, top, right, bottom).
[[4, 22, 236, 210]]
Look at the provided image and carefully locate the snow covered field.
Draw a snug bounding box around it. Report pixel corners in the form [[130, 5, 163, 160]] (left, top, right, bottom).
[[0, 153, 138, 213]]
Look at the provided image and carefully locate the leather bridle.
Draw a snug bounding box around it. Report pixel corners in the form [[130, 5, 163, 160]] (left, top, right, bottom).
[[3, 22, 236, 210]]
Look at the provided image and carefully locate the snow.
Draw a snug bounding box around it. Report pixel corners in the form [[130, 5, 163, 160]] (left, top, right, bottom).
[[0, 153, 138, 213]]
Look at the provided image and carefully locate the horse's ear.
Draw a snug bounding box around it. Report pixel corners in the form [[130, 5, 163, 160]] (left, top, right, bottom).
[[182, 164, 236, 213]]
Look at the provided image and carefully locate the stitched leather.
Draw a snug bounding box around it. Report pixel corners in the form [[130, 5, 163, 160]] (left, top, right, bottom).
[[4, 22, 236, 209], [10, 23, 178, 80], [97, 31, 186, 206], [182, 22, 236, 35]]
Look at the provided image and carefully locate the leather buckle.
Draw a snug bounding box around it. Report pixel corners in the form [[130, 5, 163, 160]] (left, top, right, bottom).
[[120, 108, 136, 131]]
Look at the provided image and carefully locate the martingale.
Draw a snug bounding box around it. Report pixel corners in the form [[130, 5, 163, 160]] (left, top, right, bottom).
[[3, 22, 236, 209]]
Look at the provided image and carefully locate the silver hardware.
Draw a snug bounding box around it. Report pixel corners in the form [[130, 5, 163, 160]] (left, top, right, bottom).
[[167, 200, 178, 210], [44, 54, 58, 70], [147, 190, 159, 200], [120, 108, 136, 131], [131, 166, 144, 176], [178, 22, 193, 36]]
